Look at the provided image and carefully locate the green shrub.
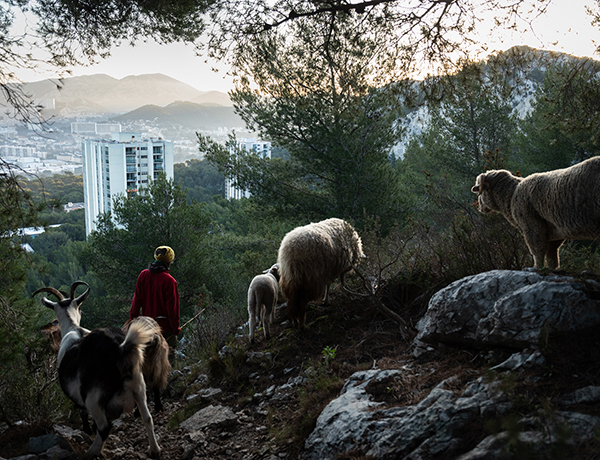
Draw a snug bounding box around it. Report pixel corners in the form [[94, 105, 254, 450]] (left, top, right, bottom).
[[556, 241, 600, 274]]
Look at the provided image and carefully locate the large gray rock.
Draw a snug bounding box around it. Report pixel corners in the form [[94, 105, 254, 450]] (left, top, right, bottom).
[[301, 270, 600, 460], [301, 370, 509, 460], [301, 364, 600, 460], [457, 411, 600, 460], [415, 270, 600, 350]]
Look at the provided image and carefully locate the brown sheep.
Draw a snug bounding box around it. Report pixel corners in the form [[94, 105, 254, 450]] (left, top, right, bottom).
[[472, 156, 600, 269]]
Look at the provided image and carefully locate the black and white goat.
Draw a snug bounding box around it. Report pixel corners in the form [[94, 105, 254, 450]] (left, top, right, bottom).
[[34, 282, 161, 459]]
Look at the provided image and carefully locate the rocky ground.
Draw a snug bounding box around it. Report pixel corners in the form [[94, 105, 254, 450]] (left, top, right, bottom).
[[2, 278, 600, 459]]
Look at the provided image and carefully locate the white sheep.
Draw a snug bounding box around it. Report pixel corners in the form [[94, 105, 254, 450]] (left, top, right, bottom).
[[277, 218, 363, 328], [247, 264, 280, 342]]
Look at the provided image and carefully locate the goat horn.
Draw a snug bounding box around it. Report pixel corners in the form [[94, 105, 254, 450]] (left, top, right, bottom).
[[70, 281, 90, 305], [32, 287, 65, 300]]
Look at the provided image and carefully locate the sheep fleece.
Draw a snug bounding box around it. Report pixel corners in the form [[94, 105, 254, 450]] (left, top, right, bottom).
[[472, 156, 600, 268], [247, 264, 279, 342], [278, 218, 363, 325]]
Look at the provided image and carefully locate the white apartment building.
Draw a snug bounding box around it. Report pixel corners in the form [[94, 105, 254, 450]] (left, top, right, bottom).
[[72, 122, 122, 136], [82, 132, 174, 236], [0, 144, 44, 158], [225, 138, 272, 200]]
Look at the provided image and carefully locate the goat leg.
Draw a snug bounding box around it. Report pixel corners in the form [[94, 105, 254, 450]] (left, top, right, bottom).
[[79, 408, 92, 435], [153, 387, 163, 412]]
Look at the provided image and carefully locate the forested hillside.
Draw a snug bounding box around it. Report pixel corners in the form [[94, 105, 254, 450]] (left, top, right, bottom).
[[2, 43, 600, 460]]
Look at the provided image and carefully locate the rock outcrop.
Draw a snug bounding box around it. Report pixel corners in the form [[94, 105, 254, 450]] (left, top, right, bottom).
[[301, 270, 600, 460], [414, 269, 600, 351]]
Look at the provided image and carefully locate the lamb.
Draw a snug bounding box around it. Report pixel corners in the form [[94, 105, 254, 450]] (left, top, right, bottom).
[[472, 156, 600, 269], [247, 264, 280, 342], [278, 218, 363, 328], [34, 282, 161, 459]]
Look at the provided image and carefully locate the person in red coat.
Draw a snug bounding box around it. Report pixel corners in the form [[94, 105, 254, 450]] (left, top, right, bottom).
[[130, 246, 181, 348]]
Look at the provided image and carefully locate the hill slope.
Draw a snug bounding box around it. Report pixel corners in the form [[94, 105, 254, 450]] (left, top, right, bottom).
[[6, 74, 232, 114], [112, 101, 244, 130]]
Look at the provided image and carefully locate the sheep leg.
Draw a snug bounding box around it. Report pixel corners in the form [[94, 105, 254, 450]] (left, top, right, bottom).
[[133, 382, 161, 458], [267, 302, 276, 338], [297, 301, 307, 328], [546, 240, 564, 270], [248, 295, 257, 343], [289, 297, 308, 328], [322, 284, 330, 305], [260, 305, 267, 339], [262, 304, 272, 339], [522, 222, 551, 268]]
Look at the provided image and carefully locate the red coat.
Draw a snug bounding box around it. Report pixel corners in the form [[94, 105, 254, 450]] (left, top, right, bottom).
[[130, 268, 181, 335]]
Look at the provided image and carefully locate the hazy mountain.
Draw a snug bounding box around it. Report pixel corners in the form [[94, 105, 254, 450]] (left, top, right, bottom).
[[192, 91, 232, 106], [112, 100, 244, 130], [10, 73, 232, 115]]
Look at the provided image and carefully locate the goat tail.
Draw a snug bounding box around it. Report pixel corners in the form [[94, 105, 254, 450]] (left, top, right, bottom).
[[143, 331, 171, 391], [121, 317, 162, 377]]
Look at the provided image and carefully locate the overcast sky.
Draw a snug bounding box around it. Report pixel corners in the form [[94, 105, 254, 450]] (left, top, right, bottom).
[[13, 0, 600, 93]]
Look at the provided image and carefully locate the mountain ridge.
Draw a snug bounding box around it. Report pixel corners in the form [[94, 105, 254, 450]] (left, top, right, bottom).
[[111, 100, 244, 130], [7, 73, 232, 115]]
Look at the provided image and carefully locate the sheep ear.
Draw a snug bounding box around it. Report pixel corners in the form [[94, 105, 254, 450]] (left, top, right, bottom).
[[472, 174, 488, 193]]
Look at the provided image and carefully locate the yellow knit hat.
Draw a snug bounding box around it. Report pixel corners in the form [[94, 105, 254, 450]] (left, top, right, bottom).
[[154, 246, 175, 264]]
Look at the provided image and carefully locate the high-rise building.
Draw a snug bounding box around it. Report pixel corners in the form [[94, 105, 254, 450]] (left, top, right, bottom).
[[82, 132, 174, 236], [72, 122, 122, 136], [225, 138, 272, 200]]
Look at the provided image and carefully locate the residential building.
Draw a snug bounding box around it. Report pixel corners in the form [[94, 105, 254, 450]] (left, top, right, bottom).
[[72, 122, 122, 136], [0, 144, 44, 158], [82, 132, 174, 236], [225, 138, 272, 200]]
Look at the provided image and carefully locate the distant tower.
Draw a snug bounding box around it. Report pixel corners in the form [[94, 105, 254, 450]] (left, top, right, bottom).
[[82, 132, 174, 236], [225, 138, 272, 200]]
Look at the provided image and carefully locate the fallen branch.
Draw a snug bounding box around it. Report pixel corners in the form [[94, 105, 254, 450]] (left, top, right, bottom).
[[344, 268, 411, 342]]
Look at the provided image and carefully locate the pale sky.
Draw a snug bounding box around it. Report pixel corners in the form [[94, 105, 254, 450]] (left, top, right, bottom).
[[13, 0, 600, 93]]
